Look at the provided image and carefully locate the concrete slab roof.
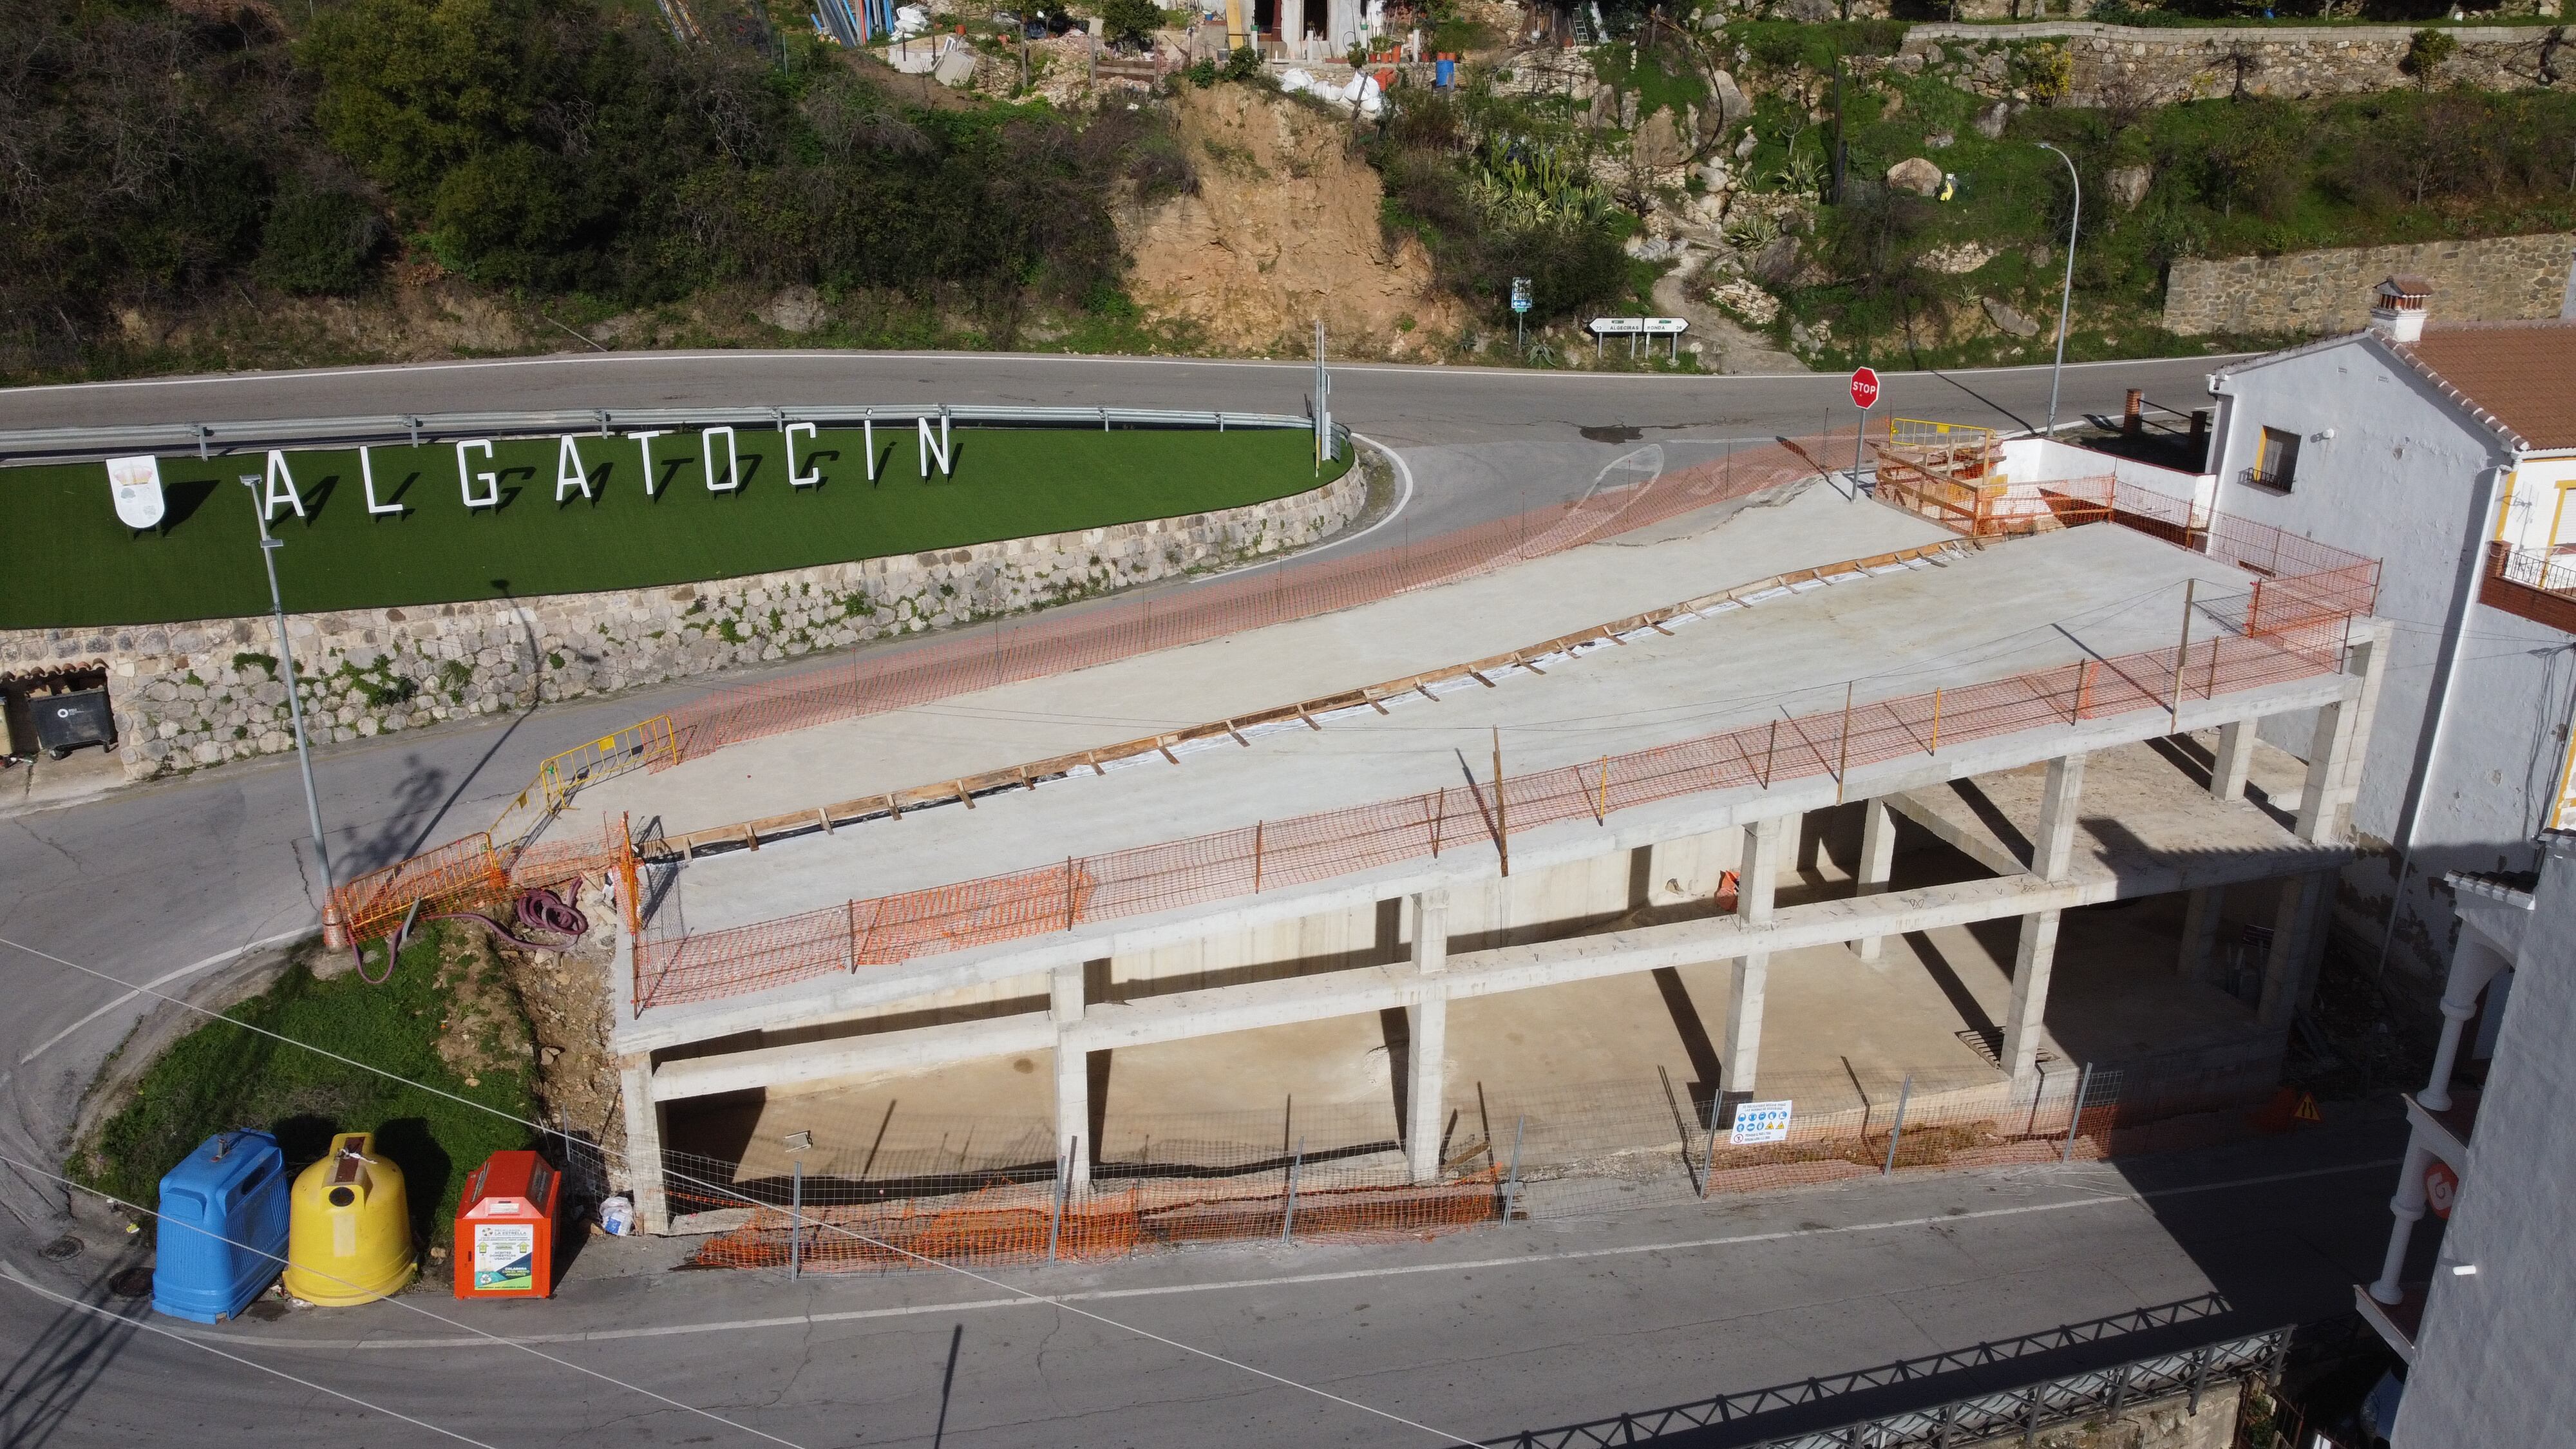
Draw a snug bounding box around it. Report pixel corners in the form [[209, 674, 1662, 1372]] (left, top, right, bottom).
[[578, 477, 1953, 840], [647, 509, 2269, 942], [1892, 736, 2330, 889]]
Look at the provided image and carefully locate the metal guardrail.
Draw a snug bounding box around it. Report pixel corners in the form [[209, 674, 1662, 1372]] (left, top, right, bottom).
[[1494, 1310, 2286, 1449], [0, 405, 1324, 465]]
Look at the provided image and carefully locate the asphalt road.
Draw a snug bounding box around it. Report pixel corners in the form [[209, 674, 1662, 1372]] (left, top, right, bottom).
[[0, 349, 2228, 450], [6, 1112, 2403, 1449], [0, 348, 2278, 1447]]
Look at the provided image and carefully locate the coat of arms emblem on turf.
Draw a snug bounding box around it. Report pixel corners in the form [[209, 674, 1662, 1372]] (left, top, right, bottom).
[[107, 454, 165, 529]]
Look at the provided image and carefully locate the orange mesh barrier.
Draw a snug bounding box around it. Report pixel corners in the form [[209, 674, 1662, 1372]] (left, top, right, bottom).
[[687, 1178, 1501, 1272], [652, 435, 1840, 766], [329, 835, 509, 946], [667, 1050, 2279, 1271], [630, 603, 2354, 1011], [333, 816, 624, 949]]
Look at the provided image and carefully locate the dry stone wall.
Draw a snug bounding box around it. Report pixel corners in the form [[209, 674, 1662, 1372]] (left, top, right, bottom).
[[1891, 22, 2572, 105], [2163, 232, 2575, 336], [0, 470, 1365, 782]]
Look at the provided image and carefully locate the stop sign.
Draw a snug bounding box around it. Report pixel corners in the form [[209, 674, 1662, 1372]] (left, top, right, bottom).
[[1849, 366, 1882, 410]]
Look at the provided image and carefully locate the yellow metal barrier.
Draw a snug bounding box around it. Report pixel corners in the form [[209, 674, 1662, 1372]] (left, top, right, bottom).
[[1886, 417, 1994, 448], [534, 715, 677, 811]]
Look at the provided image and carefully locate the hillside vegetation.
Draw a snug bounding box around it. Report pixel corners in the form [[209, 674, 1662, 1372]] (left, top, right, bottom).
[[10, 0, 2576, 380], [1, 0, 1191, 380]]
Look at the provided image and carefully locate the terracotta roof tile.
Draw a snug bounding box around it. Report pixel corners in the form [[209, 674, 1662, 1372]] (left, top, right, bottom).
[[2398, 320, 2576, 452]]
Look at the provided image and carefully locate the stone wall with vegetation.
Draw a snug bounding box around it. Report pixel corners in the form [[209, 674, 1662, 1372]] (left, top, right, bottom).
[[0, 470, 1366, 781], [2163, 231, 2575, 335], [1894, 22, 2571, 106]]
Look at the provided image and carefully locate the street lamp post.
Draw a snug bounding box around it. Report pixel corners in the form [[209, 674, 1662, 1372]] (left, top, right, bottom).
[[240, 476, 333, 889], [2036, 142, 2081, 437]]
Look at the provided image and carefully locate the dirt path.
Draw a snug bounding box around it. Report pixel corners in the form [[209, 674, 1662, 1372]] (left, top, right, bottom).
[[1651, 267, 1806, 375]]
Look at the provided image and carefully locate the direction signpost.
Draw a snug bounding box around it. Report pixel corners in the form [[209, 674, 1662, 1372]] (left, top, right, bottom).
[[1588, 316, 1688, 361], [1847, 365, 1880, 493]]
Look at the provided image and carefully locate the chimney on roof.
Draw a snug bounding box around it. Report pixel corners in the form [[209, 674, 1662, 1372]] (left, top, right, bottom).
[[2371, 274, 2434, 343]]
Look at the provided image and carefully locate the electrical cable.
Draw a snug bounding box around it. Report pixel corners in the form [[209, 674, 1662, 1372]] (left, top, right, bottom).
[[0, 934, 1490, 1448], [0, 1268, 504, 1449]]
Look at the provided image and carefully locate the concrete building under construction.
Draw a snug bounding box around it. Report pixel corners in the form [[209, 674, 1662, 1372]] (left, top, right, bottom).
[[361, 431, 2389, 1234]]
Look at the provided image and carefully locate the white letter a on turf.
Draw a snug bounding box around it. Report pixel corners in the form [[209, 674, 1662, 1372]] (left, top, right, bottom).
[[556, 435, 592, 501]]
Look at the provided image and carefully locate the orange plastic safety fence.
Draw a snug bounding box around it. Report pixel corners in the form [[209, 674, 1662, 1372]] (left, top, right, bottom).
[[332, 817, 625, 949], [654, 437, 1838, 766], [329, 835, 509, 945], [630, 603, 2356, 1011], [668, 1052, 2278, 1271], [687, 1178, 1501, 1273]]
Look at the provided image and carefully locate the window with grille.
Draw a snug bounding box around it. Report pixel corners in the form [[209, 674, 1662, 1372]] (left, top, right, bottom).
[[2246, 428, 2300, 492]]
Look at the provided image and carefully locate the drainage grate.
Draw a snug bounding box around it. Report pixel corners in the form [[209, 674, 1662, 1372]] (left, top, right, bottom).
[[39, 1235, 82, 1262]]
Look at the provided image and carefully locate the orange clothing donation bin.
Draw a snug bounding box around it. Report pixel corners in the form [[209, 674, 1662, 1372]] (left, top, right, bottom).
[[453, 1151, 561, 1300]]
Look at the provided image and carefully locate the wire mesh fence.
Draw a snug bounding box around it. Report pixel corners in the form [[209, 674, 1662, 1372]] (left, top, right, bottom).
[[1492, 1295, 2273, 1448], [332, 433, 2376, 963], [649, 433, 1838, 768], [628, 597, 2356, 1011], [665, 1046, 2281, 1273], [325, 816, 625, 950]]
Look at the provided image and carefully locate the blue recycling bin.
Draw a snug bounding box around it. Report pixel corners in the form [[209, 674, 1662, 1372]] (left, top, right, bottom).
[[153, 1130, 290, 1323]]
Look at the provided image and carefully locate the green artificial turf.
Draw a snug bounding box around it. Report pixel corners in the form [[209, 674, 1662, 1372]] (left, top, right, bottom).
[[76, 927, 536, 1249], [1, 424, 1347, 627]]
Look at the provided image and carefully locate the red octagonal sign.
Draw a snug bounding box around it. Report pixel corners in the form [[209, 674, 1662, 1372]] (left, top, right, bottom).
[[1849, 366, 1882, 410]]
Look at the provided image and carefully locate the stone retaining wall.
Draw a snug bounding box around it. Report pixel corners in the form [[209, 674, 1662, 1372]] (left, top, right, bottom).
[[1893, 21, 2570, 105], [2163, 232, 2575, 336], [0, 468, 1367, 782]]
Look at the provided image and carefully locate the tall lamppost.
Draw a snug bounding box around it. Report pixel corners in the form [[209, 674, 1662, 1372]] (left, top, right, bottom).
[[240, 475, 332, 888], [2036, 142, 2081, 437]]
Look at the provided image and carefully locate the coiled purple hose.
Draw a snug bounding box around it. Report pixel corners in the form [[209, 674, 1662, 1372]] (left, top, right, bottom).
[[353, 886, 592, 983]]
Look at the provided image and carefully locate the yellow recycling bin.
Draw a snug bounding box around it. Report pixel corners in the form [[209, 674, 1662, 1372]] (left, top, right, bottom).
[[283, 1132, 418, 1305]]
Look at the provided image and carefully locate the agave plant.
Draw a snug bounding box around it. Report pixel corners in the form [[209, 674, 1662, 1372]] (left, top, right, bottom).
[[1720, 208, 1782, 253], [1468, 134, 1612, 230], [1772, 143, 1826, 200]]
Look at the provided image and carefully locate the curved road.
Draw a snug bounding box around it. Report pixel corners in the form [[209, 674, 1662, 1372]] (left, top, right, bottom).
[[1, 348, 2389, 1449]]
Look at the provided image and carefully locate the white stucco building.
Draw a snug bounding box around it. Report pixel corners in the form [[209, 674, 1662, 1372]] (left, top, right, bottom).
[[2202, 277, 2576, 994], [2356, 831, 2576, 1446]]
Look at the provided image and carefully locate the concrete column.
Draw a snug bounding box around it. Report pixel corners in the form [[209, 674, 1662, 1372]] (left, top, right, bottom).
[[2001, 910, 2062, 1086], [2029, 753, 2087, 879], [2330, 630, 2389, 824], [1405, 891, 1450, 1184], [2369, 1138, 2434, 1305], [616, 1053, 671, 1235], [1052, 960, 1090, 1186], [1722, 952, 1767, 1101], [1280, 0, 1303, 41], [2257, 871, 2331, 1031], [2003, 755, 2086, 1086], [2294, 699, 2356, 843], [1738, 817, 1784, 924], [1855, 799, 1897, 964], [1722, 818, 1785, 1098], [2177, 886, 2225, 981], [2422, 933, 2510, 1111], [2420, 998, 2478, 1113], [2210, 719, 2255, 803]]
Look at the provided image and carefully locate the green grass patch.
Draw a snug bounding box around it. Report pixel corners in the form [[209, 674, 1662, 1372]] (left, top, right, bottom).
[[0, 425, 1346, 627], [75, 926, 535, 1250]]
